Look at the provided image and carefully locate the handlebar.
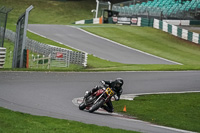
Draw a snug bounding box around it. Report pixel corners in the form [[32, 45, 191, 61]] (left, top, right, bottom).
[[100, 80, 105, 85]]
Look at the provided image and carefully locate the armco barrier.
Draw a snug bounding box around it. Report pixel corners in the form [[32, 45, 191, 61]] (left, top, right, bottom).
[[172, 25, 178, 36], [182, 29, 188, 40], [0, 47, 6, 68], [75, 18, 100, 24], [193, 33, 199, 44], [4, 29, 88, 67], [163, 21, 168, 32], [163, 20, 190, 26], [153, 19, 200, 45], [137, 17, 142, 26]]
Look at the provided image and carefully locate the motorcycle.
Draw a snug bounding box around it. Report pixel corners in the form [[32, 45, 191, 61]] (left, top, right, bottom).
[[79, 84, 115, 113]]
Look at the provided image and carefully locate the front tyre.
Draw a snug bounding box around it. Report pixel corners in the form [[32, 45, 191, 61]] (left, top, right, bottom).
[[79, 102, 86, 110], [89, 99, 105, 113]]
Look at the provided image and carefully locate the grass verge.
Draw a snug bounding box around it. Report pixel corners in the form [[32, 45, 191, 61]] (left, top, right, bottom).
[[4, 25, 200, 71], [82, 25, 200, 65], [3, 38, 200, 71], [0, 107, 138, 133], [113, 92, 200, 132], [1, 0, 95, 26], [2, 0, 200, 71]]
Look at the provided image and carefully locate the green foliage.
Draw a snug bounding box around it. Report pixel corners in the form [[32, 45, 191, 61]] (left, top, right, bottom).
[[113, 93, 200, 132], [2, 0, 200, 71], [1, 0, 95, 26], [0, 107, 138, 133], [3, 39, 13, 68], [82, 25, 200, 65]]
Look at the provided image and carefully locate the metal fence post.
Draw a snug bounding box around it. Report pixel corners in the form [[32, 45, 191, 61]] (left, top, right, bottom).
[[19, 5, 33, 68], [12, 5, 33, 68]]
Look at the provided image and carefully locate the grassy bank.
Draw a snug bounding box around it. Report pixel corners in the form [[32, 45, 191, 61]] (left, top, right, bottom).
[[1, 1, 200, 133], [4, 25, 200, 71], [0, 107, 138, 133], [2, 0, 200, 71], [0, 93, 199, 133], [113, 93, 200, 132], [82, 25, 200, 65], [1, 0, 95, 27]]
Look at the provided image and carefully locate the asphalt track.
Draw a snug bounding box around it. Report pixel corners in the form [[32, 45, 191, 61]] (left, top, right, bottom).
[[28, 24, 180, 65], [0, 71, 200, 133]]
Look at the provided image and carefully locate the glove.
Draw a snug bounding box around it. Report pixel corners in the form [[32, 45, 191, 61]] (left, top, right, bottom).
[[101, 80, 108, 87], [114, 95, 120, 101], [101, 80, 105, 85]]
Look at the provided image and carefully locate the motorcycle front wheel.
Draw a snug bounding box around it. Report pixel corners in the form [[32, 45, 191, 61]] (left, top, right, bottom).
[[79, 101, 86, 110], [89, 99, 105, 113]]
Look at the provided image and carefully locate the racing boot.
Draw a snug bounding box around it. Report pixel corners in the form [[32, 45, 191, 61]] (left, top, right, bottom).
[[101, 105, 113, 113]]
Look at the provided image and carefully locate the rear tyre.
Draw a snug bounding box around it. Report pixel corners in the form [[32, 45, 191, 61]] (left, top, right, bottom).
[[89, 99, 105, 113]]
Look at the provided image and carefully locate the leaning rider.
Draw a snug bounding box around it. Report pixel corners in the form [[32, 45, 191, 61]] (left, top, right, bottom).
[[84, 78, 124, 113]]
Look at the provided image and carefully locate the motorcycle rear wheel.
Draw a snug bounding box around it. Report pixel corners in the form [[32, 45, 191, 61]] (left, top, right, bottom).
[[89, 99, 105, 113]]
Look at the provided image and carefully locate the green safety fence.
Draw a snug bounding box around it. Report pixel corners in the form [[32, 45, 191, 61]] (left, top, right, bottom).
[[168, 24, 172, 34], [190, 20, 200, 25], [159, 21, 163, 30], [199, 35, 200, 44], [188, 31, 193, 41], [23, 49, 28, 68], [177, 28, 182, 38], [85, 19, 93, 24], [108, 17, 113, 24], [141, 18, 154, 27]]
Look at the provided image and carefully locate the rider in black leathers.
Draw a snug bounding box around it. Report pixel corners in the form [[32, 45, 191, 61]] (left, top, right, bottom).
[[84, 78, 124, 113]]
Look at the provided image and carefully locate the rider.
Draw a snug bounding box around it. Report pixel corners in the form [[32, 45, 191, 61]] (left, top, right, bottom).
[[84, 78, 124, 113]]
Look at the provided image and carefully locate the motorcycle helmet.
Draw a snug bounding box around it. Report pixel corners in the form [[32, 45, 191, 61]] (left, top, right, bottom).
[[114, 78, 123, 90]]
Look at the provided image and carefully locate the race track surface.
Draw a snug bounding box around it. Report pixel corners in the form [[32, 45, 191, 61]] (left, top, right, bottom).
[[28, 24, 180, 64], [0, 71, 200, 133]]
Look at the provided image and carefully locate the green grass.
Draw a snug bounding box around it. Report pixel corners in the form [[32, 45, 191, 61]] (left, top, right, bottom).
[[2, 0, 200, 71], [27, 32, 76, 51], [5, 24, 200, 71], [1, 0, 200, 133], [4, 27, 200, 71], [82, 25, 200, 65], [82, 25, 200, 71], [113, 93, 200, 132], [2, 0, 95, 26], [2, 39, 84, 70], [3, 40, 14, 68], [0, 107, 138, 133]]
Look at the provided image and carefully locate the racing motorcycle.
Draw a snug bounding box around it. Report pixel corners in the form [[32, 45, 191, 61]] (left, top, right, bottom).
[[79, 83, 115, 113]]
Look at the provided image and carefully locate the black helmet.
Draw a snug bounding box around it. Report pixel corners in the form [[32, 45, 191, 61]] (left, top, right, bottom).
[[114, 78, 123, 89]]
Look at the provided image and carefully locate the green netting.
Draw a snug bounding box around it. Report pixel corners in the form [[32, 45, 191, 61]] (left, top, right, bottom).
[[168, 24, 172, 34], [159, 21, 163, 30], [177, 28, 182, 38], [188, 32, 193, 41], [190, 20, 200, 25]]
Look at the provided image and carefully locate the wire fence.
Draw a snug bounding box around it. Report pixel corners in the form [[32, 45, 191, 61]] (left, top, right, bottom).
[[0, 6, 12, 47], [4, 29, 88, 67]]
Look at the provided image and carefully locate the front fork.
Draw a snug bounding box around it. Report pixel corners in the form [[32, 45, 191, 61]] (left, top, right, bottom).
[[93, 91, 106, 104]]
